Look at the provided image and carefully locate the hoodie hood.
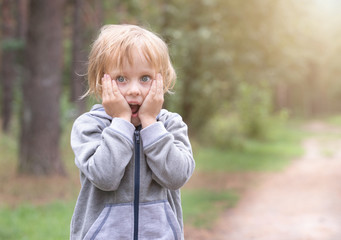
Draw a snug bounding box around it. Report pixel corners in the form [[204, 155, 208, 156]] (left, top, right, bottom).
[[88, 104, 113, 121]]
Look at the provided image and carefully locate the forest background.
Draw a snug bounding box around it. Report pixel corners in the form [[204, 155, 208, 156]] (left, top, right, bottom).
[[2, 0, 341, 174], [1, 0, 341, 238]]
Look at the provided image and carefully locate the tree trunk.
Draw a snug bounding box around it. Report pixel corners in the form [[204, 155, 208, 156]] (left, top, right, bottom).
[[16, 0, 29, 41], [19, 0, 65, 175], [94, 0, 104, 29], [70, 0, 86, 114], [0, 0, 17, 132]]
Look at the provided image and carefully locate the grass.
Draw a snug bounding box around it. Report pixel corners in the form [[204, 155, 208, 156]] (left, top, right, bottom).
[[193, 124, 305, 172], [326, 114, 341, 126], [0, 118, 307, 238], [0, 191, 239, 238], [0, 201, 75, 240], [181, 189, 239, 228], [0, 122, 79, 240]]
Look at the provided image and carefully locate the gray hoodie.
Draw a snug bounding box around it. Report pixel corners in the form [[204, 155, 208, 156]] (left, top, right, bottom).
[[70, 104, 195, 240]]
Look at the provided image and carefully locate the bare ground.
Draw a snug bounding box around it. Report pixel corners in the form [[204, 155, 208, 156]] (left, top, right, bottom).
[[185, 121, 341, 240]]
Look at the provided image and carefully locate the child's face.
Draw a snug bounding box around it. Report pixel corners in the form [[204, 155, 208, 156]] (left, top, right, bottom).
[[109, 51, 156, 126]]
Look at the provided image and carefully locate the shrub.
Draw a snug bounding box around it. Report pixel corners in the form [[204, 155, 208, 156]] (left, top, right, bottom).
[[200, 82, 288, 149]]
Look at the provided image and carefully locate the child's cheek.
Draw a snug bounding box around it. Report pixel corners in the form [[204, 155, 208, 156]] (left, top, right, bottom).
[[143, 83, 152, 96], [116, 83, 126, 95]]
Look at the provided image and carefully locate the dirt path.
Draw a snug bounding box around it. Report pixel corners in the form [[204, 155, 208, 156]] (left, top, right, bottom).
[[187, 121, 341, 240]]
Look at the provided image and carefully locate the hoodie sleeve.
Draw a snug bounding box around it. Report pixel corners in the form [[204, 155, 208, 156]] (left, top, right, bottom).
[[140, 113, 195, 190], [71, 114, 135, 191]]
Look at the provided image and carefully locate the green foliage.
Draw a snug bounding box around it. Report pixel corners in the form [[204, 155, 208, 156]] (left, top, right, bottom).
[[140, 0, 341, 127], [200, 82, 289, 148], [235, 82, 276, 139], [181, 189, 238, 228], [200, 112, 245, 149], [1, 39, 25, 51], [0, 201, 75, 240], [0, 126, 18, 168]]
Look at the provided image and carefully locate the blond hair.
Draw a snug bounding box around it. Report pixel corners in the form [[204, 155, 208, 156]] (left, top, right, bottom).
[[85, 24, 176, 99]]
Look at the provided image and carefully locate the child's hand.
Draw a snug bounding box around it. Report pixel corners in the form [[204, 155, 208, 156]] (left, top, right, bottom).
[[139, 74, 164, 128], [102, 74, 131, 122]]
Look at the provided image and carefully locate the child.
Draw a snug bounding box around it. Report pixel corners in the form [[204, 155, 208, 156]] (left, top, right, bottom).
[[70, 24, 195, 240]]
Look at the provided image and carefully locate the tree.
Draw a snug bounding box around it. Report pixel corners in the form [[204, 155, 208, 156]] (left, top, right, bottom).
[[70, 0, 87, 114], [19, 0, 65, 175], [0, 0, 17, 132]]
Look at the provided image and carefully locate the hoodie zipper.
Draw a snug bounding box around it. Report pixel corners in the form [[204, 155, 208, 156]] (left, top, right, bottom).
[[133, 127, 141, 240]]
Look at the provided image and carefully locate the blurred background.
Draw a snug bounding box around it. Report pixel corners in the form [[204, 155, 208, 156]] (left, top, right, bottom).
[[1, 0, 341, 239]]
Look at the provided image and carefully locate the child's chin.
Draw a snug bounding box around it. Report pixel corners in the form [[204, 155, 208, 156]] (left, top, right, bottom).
[[131, 116, 141, 127]]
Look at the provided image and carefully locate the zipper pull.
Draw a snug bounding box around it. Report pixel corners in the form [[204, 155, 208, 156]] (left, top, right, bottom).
[[135, 129, 140, 144]]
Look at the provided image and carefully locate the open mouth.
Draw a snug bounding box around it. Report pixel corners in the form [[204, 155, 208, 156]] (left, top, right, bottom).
[[129, 104, 140, 116]]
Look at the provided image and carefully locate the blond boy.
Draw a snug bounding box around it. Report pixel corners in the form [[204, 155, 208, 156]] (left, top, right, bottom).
[[70, 24, 195, 240]]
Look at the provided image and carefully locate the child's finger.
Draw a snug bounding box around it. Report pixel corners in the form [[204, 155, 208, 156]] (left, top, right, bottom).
[[156, 74, 163, 96], [149, 78, 157, 97], [103, 74, 114, 98], [102, 75, 110, 99], [111, 78, 121, 96]]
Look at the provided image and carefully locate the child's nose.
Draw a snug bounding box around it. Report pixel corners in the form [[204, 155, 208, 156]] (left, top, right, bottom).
[[127, 81, 141, 96]]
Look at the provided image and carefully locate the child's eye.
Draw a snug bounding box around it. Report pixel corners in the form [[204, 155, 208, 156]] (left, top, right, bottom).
[[116, 76, 126, 83], [141, 75, 151, 82]]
